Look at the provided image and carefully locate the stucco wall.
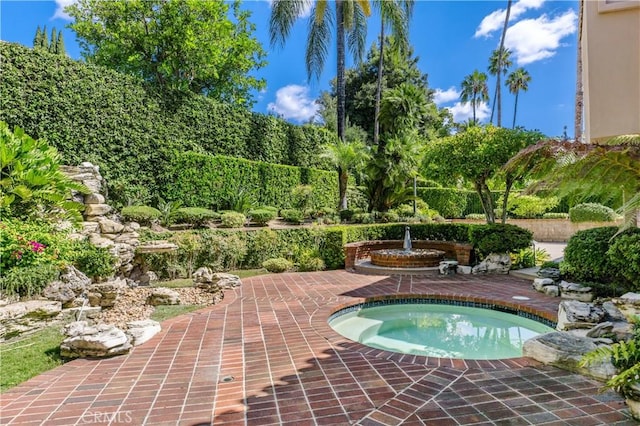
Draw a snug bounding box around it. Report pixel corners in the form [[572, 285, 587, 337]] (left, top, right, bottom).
[[583, 1, 640, 141]]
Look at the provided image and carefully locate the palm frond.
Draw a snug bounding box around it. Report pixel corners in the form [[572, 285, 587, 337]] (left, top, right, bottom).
[[269, 0, 310, 48], [306, 1, 332, 81], [346, 2, 368, 65]]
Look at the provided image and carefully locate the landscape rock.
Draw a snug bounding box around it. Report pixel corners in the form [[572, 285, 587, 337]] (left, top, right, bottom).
[[84, 193, 106, 204], [89, 233, 115, 248], [537, 268, 561, 281], [126, 320, 161, 346], [60, 321, 131, 358], [533, 278, 554, 292], [613, 292, 640, 320], [472, 253, 511, 275], [84, 203, 113, 216], [81, 221, 100, 234], [439, 261, 458, 275], [559, 281, 594, 302], [62, 306, 102, 323], [602, 301, 626, 321], [0, 300, 62, 341], [87, 279, 127, 308], [543, 285, 559, 297], [457, 265, 472, 274], [557, 300, 606, 331], [193, 268, 241, 291], [98, 218, 125, 234], [146, 288, 180, 306], [43, 266, 91, 306], [523, 332, 615, 380], [585, 321, 614, 338]]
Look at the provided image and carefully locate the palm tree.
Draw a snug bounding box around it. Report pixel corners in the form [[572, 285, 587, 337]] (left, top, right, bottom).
[[460, 70, 489, 124], [372, 0, 413, 149], [491, 0, 513, 127], [575, 0, 584, 141], [269, 0, 371, 143], [488, 47, 512, 126], [320, 134, 370, 209], [506, 67, 531, 128]]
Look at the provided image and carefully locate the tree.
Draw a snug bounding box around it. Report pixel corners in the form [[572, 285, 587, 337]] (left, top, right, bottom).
[[504, 134, 640, 231], [66, 0, 266, 107], [488, 47, 512, 126], [320, 130, 370, 209], [460, 70, 489, 124], [491, 0, 512, 127], [270, 0, 371, 143], [575, 0, 584, 141], [422, 126, 544, 223], [506, 67, 531, 128], [54, 31, 66, 56], [372, 1, 413, 149], [32, 26, 43, 50]]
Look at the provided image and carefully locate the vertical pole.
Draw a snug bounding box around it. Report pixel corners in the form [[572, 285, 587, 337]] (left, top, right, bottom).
[[413, 176, 417, 215]]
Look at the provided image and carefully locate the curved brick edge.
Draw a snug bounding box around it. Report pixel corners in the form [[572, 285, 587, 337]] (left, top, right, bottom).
[[344, 240, 473, 270], [316, 293, 554, 370]]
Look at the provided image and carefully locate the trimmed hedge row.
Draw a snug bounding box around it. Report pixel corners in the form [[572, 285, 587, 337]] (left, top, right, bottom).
[[0, 42, 333, 205], [161, 152, 337, 210]]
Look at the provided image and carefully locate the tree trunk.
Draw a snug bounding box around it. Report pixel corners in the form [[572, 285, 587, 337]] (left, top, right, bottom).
[[490, 83, 498, 124], [475, 179, 495, 223], [373, 18, 384, 148], [512, 91, 519, 128], [575, 0, 584, 142], [501, 176, 514, 224], [339, 168, 348, 210], [496, 0, 512, 128], [336, 0, 346, 142]]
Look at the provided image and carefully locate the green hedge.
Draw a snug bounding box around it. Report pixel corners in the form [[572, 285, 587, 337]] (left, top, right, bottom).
[[416, 187, 503, 218], [162, 152, 336, 210], [0, 42, 332, 206]]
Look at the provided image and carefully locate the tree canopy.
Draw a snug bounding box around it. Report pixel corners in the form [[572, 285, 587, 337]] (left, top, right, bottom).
[[66, 0, 266, 107]]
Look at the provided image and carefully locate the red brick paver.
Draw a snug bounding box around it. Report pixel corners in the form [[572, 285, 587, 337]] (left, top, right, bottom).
[[1, 271, 636, 425]]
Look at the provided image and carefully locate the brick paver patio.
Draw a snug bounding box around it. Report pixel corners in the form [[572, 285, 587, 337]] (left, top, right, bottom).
[[1, 271, 636, 425]]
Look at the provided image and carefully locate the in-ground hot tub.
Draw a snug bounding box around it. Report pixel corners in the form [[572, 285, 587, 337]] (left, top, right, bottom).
[[369, 248, 445, 268], [329, 299, 555, 359]]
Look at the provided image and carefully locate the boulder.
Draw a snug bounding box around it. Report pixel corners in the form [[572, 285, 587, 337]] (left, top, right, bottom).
[[585, 321, 614, 338], [60, 321, 131, 358], [439, 261, 458, 275], [523, 332, 615, 380], [126, 320, 161, 346], [193, 268, 241, 291], [146, 288, 180, 306], [613, 292, 640, 320], [82, 221, 100, 234], [62, 306, 102, 323], [559, 281, 594, 302], [84, 193, 106, 204], [533, 278, 554, 292], [543, 285, 559, 297], [0, 300, 62, 341], [557, 300, 606, 331], [84, 203, 112, 216], [457, 265, 472, 274], [537, 267, 561, 281], [87, 279, 127, 308], [98, 218, 125, 234], [43, 266, 91, 307], [602, 301, 627, 321], [472, 253, 511, 275], [89, 233, 115, 248]]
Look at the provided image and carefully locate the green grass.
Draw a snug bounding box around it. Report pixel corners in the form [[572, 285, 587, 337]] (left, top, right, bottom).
[[0, 326, 65, 392], [150, 305, 204, 322]]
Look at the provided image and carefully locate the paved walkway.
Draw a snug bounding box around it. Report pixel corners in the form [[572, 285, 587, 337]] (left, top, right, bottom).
[[1, 271, 635, 425]]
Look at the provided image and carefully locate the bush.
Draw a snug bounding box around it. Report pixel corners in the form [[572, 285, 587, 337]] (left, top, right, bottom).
[[542, 212, 569, 219], [469, 223, 533, 257], [197, 230, 247, 271], [380, 211, 400, 223], [121, 205, 161, 225], [220, 212, 246, 228], [510, 247, 550, 269], [248, 209, 277, 226], [281, 209, 304, 224], [540, 261, 560, 269], [506, 195, 559, 219], [174, 207, 220, 227], [352, 213, 375, 224], [0, 264, 60, 298], [70, 242, 117, 281], [607, 232, 640, 291], [569, 203, 618, 222], [561, 226, 619, 284], [417, 187, 468, 218], [339, 209, 355, 222], [244, 229, 279, 267], [298, 255, 325, 272], [262, 258, 293, 273]]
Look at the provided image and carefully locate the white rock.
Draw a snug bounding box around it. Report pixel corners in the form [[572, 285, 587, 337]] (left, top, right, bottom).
[[543, 285, 559, 297], [472, 253, 511, 275], [126, 320, 161, 346], [146, 288, 180, 306], [84, 193, 106, 204], [98, 218, 125, 234], [533, 278, 554, 292], [557, 301, 606, 331]]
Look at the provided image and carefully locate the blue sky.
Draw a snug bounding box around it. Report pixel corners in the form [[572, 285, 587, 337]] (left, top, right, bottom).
[[0, 0, 578, 138]]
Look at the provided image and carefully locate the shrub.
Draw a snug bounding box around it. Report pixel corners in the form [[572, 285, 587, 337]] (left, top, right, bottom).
[[157, 198, 183, 226], [281, 209, 304, 224], [540, 261, 560, 269], [339, 209, 355, 222], [291, 185, 314, 210], [70, 242, 117, 281], [506, 195, 559, 219], [220, 212, 246, 228], [244, 229, 279, 267], [262, 258, 293, 273], [569, 203, 618, 222], [248, 209, 277, 226], [561, 226, 619, 284], [352, 213, 375, 224], [511, 247, 550, 269], [121, 205, 161, 225], [0, 264, 60, 298], [469, 223, 533, 257], [542, 212, 569, 219], [0, 219, 74, 270], [197, 230, 247, 271], [174, 207, 220, 227], [380, 211, 400, 223], [607, 232, 640, 291], [417, 187, 468, 218], [298, 255, 325, 272]]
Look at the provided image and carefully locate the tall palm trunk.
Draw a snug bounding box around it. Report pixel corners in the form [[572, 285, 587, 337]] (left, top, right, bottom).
[[512, 90, 519, 128], [496, 0, 512, 127], [575, 0, 584, 141], [336, 0, 346, 142], [373, 19, 384, 148]]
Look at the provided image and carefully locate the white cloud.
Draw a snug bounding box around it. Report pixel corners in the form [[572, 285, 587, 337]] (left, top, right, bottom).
[[52, 0, 75, 21], [266, 0, 313, 19], [447, 101, 490, 124], [433, 87, 460, 105], [474, 0, 545, 38], [505, 10, 577, 65], [267, 85, 319, 122]]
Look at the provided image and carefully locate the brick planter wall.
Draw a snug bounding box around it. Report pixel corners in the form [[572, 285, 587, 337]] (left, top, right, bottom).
[[344, 240, 474, 270]]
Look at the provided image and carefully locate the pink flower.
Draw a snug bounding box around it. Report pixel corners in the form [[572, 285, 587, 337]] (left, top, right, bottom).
[[28, 241, 46, 253]]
